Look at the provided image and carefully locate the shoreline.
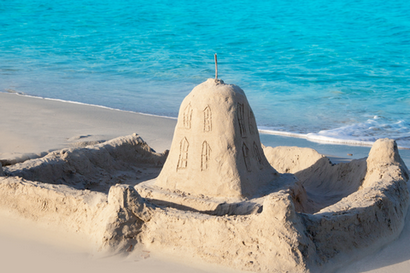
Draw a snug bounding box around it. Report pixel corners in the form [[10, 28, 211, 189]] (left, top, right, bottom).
[[0, 92, 176, 164], [1, 91, 410, 273], [1, 91, 391, 166], [3, 91, 408, 152]]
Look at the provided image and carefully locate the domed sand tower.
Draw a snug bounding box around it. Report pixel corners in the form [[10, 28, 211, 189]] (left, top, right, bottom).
[[155, 79, 279, 198]]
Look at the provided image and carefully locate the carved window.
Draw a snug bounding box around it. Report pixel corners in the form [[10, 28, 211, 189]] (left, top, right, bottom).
[[201, 141, 211, 171], [249, 109, 256, 135], [203, 106, 212, 132], [177, 137, 189, 170], [242, 143, 251, 172], [183, 103, 193, 129], [253, 142, 263, 169], [237, 103, 247, 137]]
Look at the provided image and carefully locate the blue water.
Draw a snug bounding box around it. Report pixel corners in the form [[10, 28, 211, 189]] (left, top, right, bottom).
[[1, 0, 410, 147]]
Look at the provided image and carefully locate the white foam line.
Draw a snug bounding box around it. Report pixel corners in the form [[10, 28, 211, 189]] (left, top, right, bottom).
[[259, 129, 410, 150], [305, 134, 375, 147], [258, 129, 307, 139], [259, 128, 374, 146]]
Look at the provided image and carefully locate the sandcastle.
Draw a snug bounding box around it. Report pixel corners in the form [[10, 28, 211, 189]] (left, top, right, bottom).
[[0, 79, 409, 272], [136, 79, 301, 214], [155, 79, 278, 198]]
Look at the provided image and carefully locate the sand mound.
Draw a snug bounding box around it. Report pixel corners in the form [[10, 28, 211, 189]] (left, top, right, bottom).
[[3, 134, 166, 192], [156, 79, 278, 198], [263, 146, 368, 213]]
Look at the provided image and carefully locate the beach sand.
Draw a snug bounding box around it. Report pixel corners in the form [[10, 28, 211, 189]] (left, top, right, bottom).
[[1, 92, 410, 273]]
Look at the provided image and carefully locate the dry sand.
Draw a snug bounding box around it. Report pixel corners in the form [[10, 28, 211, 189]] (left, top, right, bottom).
[[0, 93, 175, 164], [0, 208, 244, 273], [1, 91, 410, 273]]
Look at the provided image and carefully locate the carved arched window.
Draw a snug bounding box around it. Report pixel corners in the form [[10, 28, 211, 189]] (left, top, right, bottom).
[[183, 103, 193, 129], [201, 141, 211, 171], [237, 103, 247, 137], [203, 106, 212, 132], [249, 109, 256, 135], [242, 143, 251, 172], [177, 137, 189, 170], [253, 142, 263, 169]]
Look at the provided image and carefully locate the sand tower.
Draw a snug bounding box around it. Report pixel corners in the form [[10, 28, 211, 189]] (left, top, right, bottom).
[[155, 79, 278, 198]]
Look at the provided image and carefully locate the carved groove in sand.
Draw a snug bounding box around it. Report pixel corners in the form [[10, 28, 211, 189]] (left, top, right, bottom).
[[201, 141, 211, 171], [237, 102, 247, 137], [249, 109, 256, 135], [242, 142, 251, 172], [183, 103, 193, 129], [203, 105, 212, 132], [253, 141, 263, 169], [177, 137, 189, 170]]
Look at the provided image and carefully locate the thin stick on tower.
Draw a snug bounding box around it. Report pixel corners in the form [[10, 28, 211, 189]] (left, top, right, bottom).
[[214, 53, 218, 79]]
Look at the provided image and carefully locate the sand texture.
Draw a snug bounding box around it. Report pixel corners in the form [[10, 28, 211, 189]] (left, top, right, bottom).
[[0, 135, 165, 250], [1, 79, 409, 272], [156, 79, 278, 198], [1, 135, 408, 272], [0, 92, 175, 166]]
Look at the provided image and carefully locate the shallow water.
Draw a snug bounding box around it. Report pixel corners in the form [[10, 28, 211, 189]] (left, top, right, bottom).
[[1, 0, 409, 147]]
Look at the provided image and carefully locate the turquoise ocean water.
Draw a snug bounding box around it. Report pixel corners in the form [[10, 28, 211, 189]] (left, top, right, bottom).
[[1, 0, 410, 148]]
